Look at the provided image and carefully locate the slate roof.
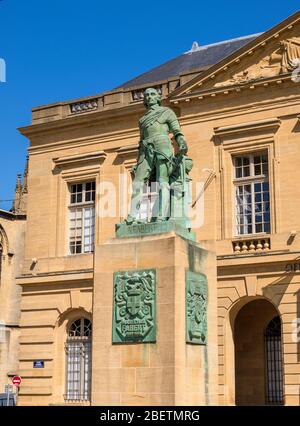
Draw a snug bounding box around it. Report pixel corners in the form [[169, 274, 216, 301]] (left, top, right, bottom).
[[118, 33, 262, 89]]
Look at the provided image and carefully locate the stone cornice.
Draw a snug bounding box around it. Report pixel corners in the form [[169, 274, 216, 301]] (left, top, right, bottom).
[[115, 144, 139, 170], [214, 118, 281, 137], [170, 74, 294, 104], [53, 151, 107, 168], [0, 209, 26, 221], [16, 269, 94, 286], [217, 249, 300, 267], [18, 102, 146, 139], [116, 144, 139, 156]]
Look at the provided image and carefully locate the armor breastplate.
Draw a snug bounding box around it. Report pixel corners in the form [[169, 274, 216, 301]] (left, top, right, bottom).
[[141, 121, 169, 139]]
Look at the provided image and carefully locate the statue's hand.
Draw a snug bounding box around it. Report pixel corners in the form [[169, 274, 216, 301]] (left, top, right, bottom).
[[176, 135, 188, 155]]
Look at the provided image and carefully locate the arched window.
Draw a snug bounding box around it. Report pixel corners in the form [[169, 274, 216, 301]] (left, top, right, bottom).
[[65, 318, 92, 402], [264, 316, 284, 405]]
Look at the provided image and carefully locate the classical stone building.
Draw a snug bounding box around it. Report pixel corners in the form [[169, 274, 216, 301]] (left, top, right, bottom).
[[16, 10, 300, 405], [0, 169, 27, 395]]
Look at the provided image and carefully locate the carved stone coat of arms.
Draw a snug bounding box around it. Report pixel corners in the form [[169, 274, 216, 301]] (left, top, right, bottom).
[[113, 269, 156, 343]]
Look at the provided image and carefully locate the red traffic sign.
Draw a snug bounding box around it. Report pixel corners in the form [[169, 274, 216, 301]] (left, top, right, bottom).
[[12, 376, 21, 386]]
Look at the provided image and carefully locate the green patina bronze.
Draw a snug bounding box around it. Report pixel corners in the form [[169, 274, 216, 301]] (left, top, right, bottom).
[[115, 218, 196, 241], [116, 87, 193, 233], [112, 269, 156, 343], [186, 270, 208, 345]]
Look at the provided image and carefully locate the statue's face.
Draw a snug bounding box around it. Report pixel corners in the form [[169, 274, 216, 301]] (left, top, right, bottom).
[[144, 88, 161, 108]]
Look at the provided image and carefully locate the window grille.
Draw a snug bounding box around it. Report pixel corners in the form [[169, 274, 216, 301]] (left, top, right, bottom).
[[264, 316, 284, 405], [65, 318, 92, 402], [233, 153, 270, 236], [69, 182, 95, 254]]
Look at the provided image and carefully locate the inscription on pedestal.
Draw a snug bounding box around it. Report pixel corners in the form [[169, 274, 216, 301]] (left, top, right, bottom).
[[186, 270, 208, 345], [115, 220, 196, 241], [113, 269, 156, 343]]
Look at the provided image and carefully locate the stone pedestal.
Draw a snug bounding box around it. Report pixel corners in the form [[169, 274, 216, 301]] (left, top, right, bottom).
[[92, 231, 218, 406]]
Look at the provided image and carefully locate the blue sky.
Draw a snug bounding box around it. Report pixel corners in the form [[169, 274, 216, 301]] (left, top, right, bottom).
[[0, 1, 299, 211]]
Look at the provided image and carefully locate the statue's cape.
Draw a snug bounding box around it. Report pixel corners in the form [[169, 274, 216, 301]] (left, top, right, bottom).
[[139, 106, 169, 130]]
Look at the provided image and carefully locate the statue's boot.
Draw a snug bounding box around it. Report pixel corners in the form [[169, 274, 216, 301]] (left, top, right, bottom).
[[126, 181, 144, 224], [124, 214, 135, 225]]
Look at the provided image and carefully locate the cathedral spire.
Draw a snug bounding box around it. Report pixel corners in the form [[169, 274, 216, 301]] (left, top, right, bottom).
[[22, 156, 29, 194], [12, 173, 22, 213], [12, 156, 29, 215]]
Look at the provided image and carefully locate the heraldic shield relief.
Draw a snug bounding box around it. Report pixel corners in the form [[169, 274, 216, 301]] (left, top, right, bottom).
[[113, 269, 156, 343], [186, 271, 208, 345]]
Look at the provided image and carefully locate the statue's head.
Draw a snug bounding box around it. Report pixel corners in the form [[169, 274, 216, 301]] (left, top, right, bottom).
[[143, 87, 161, 108]]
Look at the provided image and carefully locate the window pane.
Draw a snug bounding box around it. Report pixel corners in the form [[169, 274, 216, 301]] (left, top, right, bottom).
[[254, 164, 261, 175], [243, 166, 250, 177], [255, 193, 262, 203], [235, 157, 242, 167], [262, 163, 268, 176], [69, 183, 95, 255], [234, 156, 251, 178], [264, 222, 270, 233], [256, 203, 262, 213], [236, 167, 242, 179], [256, 215, 263, 223], [264, 211, 270, 223], [75, 241, 82, 253], [253, 177, 270, 233], [256, 224, 263, 233], [254, 182, 261, 192], [263, 182, 269, 192], [236, 184, 253, 235]]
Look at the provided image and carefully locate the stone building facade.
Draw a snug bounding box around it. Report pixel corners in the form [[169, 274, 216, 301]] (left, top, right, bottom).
[[0, 170, 27, 395], [15, 11, 300, 405]]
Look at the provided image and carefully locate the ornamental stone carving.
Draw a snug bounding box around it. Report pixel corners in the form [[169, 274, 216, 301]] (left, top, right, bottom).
[[113, 269, 156, 343], [70, 99, 98, 113], [215, 36, 300, 87], [186, 271, 208, 345]]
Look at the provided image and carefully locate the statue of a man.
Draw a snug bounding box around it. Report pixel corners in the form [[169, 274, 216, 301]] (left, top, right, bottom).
[[126, 87, 188, 224]]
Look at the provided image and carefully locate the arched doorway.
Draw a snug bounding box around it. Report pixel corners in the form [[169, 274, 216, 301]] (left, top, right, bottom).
[[234, 299, 284, 405]]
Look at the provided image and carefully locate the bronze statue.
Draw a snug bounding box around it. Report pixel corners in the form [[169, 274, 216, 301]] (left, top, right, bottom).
[[125, 87, 189, 224]]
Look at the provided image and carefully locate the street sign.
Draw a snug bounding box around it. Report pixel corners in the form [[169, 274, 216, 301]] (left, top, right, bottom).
[[33, 360, 44, 368], [12, 376, 21, 387]]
